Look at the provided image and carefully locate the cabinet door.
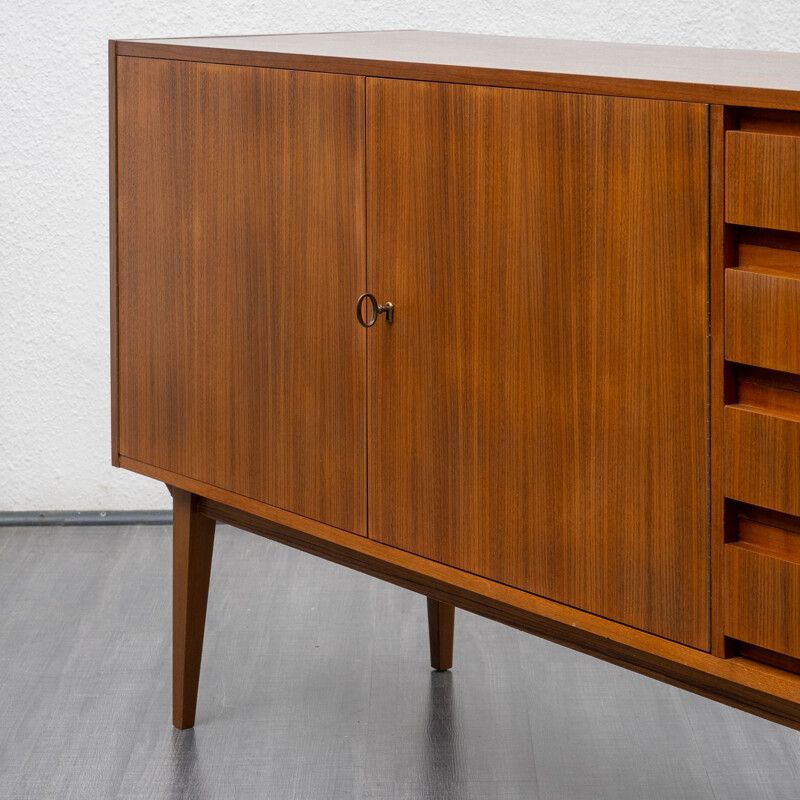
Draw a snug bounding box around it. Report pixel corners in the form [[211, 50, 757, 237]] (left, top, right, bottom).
[[367, 79, 709, 647], [117, 59, 366, 534]]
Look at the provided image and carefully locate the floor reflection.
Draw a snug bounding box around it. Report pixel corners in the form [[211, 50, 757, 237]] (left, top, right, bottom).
[[424, 670, 460, 786], [169, 728, 207, 800]]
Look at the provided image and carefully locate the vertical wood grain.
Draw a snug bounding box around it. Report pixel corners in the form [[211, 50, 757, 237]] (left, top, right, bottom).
[[427, 598, 455, 671], [724, 526, 800, 660], [725, 404, 800, 518], [710, 105, 738, 658], [726, 266, 800, 374], [172, 487, 216, 729], [725, 130, 800, 232], [109, 41, 119, 466], [368, 78, 709, 648], [116, 58, 366, 534]]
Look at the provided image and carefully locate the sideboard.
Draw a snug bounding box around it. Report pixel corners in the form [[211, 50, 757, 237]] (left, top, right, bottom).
[[109, 30, 800, 729]]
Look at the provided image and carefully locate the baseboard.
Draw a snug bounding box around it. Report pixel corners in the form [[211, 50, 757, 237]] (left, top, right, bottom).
[[0, 510, 172, 527]]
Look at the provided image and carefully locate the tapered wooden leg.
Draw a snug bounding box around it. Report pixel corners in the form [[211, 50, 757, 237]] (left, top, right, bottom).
[[172, 487, 216, 729], [427, 597, 455, 671]]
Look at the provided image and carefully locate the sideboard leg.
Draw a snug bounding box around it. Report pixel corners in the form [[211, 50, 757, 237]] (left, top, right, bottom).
[[427, 597, 455, 671], [172, 487, 216, 729]]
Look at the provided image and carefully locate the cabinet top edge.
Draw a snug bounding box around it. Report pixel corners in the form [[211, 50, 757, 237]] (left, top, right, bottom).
[[112, 29, 800, 109]]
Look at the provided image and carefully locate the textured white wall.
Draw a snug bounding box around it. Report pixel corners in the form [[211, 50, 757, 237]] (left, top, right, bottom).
[[1, 1, 798, 511]]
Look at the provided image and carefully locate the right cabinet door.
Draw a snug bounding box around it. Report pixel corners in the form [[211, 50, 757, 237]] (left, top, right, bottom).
[[367, 78, 709, 648]]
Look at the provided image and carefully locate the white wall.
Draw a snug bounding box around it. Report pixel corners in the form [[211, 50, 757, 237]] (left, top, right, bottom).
[[1, 1, 798, 511]]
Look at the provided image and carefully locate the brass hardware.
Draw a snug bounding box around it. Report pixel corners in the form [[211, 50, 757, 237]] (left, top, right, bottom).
[[356, 293, 394, 327]]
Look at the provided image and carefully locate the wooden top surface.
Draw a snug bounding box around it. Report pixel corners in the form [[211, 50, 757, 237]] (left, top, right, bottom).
[[115, 30, 800, 108]]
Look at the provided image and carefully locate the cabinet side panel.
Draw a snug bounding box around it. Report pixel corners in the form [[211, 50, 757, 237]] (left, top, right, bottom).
[[116, 58, 366, 534], [368, 79, 709, 647], [109, 42, 119, 465]]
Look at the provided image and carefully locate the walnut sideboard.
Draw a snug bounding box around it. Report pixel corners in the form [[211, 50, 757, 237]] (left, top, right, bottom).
[[109, 30, 800, 730]]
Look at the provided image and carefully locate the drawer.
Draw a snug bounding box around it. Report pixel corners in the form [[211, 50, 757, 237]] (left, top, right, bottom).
[[725, 404, 800, 517], [726, 266, 800, 373], [726, 130, 800, 232], [724, 520, 800, 660]]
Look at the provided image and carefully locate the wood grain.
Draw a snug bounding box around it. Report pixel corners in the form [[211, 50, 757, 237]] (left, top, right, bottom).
[[738, 244, 800, 271], [737, 366, 800, 400], [114, 31, 800, 110], [367, 78, 709, 648], [739, 108, 800, 135], [726, 266, 800, 373], [724, 521, 800, 660], [710, 104, 738, 658], [115, 57, 366, 534], [109, 42, 119, 466], [193, 490, 800, 730], [427, 598, 455, 671], [726, 131, 800, 232], [737, 644, 800, 676], [738, 228, 800, 256], [737, 378, 800, 419], [736, 518, 800, 561], [172, 487, 216, 729], [738, 499, 800, 537], [725, 404, 800, 517], [113, 452, 800, 727], [110, 34, 800, 729]]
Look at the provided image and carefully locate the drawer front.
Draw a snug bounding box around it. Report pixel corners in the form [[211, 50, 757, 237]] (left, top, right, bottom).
[[726, 267, 800, 373], [725, 405, 800, 516], [726, 130, 800, 232], [724, 523, 800, 660]]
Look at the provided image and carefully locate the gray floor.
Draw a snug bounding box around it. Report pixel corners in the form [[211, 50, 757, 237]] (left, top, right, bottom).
[[1, 526, 800, 800]]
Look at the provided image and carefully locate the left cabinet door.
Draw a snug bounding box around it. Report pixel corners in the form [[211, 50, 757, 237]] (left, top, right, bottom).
[[115, 58, 367, 534]]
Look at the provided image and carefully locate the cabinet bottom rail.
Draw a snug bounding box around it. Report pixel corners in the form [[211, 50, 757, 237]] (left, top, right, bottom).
[[166, 485, 800, 730]]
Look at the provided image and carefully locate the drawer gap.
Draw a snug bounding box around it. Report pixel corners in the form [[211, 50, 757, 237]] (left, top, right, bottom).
[[737, 228, 800, 275], [736, 501, 800, 537], [737, 227, 800, 258], [735, 367, 800, 416], [735, 256, 800, 279], [729, 640, 800, 676], [736, 365, 800, 394], [737, 107, 800, 136], [733, 518, 800, 564]]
